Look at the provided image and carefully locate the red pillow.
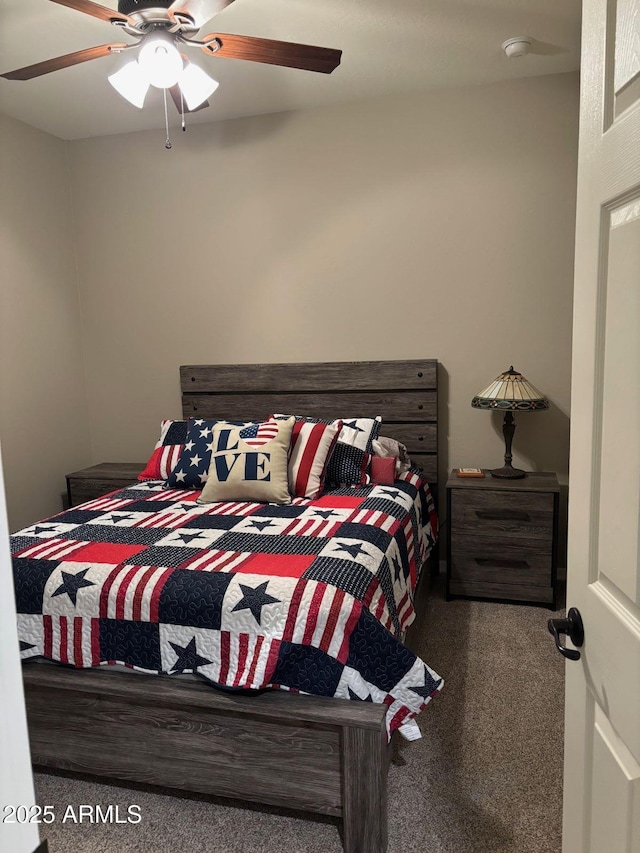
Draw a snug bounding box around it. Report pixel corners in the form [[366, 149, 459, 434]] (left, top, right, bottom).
[[371, 456, 396, 485], [138, 419, 187, 481]]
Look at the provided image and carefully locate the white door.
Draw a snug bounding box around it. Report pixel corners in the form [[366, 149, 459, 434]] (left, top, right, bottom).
[[0, 442, 40, 853], [562, 0, 640, 850]]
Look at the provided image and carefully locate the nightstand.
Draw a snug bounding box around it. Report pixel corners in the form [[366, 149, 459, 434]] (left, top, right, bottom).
[[66, 463, 145, 508], [446, 470, 560, 607]]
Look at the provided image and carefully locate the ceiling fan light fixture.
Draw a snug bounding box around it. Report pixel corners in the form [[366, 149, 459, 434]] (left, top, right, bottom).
[[178, 63, 219, 110], [138, 34, 183, 89], [108, 60, 150, 108]]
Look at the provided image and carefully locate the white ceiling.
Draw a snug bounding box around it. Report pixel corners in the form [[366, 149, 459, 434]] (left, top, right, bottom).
[[0, 0, 581, 140]]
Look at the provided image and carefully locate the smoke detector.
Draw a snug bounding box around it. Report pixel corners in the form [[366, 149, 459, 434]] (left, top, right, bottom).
[[502, 37, 532, 58]]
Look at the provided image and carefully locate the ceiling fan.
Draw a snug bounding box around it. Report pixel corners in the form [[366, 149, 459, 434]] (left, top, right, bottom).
[[1, 0, 342, 116]]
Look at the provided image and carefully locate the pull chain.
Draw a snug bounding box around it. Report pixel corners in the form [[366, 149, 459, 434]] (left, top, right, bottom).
[[180, 87, 186, 132], [163, 88, 172, 149]]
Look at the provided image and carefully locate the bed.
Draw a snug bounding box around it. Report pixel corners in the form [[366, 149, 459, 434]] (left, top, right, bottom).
[[13, 359, 441, 853]]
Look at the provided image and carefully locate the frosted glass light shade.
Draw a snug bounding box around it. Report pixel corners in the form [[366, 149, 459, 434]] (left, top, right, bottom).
[[178, 63, 219, 110], [138, 36, 183, 88], [108, 60, 150, 108]]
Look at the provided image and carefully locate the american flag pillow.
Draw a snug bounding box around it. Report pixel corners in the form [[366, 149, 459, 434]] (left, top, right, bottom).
[[276, 417, 342, 499], [138, 419, 187, 481], [166, 418, 250, 489]]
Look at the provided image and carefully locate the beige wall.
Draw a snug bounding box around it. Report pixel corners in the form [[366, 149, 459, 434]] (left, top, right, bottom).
[[0, 115, 91, 531], [0, 72, 579, 535], [68, 73, 578, 507]]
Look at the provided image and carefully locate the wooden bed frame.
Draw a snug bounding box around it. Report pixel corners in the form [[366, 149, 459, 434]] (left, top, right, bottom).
[[23, 359, 439, 853]]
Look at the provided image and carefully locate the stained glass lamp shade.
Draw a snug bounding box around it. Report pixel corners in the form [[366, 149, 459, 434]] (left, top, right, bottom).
[[471, 366, 549, 479]]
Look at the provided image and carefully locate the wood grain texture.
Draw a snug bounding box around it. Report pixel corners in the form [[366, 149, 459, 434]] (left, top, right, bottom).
[[375, 423, 437, 453], [341, 724, 389, 853], [446, 471, 560, 493], [181, 361, 437, 393], [1, 44, 125, 80], [22, 666, 387, 729], [27, 684, 343, 815], [407, 453, 437, 483], [450, 555, 551, 586], [446, 471, 559, 606], [448, 578, 554, 604], [181, 391, 437, 423], [614, 0, 640, 93], [67, 480, 130, 507], [201, 33, 342, 74], [66, 463, 145, 508], [24, 665, 391, 821], [450, 489, 554, 538], [451, 531, 553, 567], [66, 463, 146, 480]]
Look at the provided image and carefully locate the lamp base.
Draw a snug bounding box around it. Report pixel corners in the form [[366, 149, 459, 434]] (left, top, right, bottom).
[[491, 465, 527, 479]]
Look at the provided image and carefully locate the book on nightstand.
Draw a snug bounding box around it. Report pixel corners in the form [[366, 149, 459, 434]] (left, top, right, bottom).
[[455, 468, 485, 478]]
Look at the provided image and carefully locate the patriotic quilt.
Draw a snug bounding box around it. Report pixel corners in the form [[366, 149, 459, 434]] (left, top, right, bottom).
[[11, 468, 443, 737]]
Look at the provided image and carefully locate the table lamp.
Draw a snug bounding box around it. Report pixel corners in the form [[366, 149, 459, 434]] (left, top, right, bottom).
[[471, 366, 549, 479]]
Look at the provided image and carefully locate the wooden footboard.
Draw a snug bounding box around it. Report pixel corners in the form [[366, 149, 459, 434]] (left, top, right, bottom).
[[24, 665, 390, 853], [24, 550, 436, 853]]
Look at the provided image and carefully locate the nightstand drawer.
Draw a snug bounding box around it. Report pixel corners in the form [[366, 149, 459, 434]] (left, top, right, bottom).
[[68, 478, 137, 507], [450, 534, 551, 585], [450, 489, 554, 541], [66, 463, 145, 508], [449, 579, 554, 605]]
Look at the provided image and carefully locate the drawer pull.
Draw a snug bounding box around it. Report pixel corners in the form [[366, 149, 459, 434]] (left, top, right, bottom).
[[475, 510, 531, 522], [475, 557, 529, 570]]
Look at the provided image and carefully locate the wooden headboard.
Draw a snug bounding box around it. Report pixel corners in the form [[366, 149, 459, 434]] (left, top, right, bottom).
[[180, 359, 439, 484]]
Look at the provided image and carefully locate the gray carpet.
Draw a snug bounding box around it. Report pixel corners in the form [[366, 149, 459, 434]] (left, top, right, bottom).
[[35, 578, 565, 852]]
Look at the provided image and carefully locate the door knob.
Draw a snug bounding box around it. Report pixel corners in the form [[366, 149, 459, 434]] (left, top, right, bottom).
[[548, 607, 584, 661]]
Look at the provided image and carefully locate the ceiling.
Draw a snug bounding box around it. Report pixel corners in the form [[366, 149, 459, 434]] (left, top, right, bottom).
[[0, 0, 582, 140]]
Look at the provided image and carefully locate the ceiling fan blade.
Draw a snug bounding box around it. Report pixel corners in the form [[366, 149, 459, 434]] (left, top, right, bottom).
[[49, 0, 132, 25], [169, 0, 236, 28], [169, 84, 210, 113], [200, 33, 342, 74], [1, 44, 126, 81]]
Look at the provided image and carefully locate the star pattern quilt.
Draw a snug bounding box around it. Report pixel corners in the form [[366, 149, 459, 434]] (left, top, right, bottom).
[[11, 468, 443, 736]]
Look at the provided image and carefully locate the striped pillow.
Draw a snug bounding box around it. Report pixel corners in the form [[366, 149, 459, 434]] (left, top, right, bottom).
[[138, 419, 187, 481], [286, 418, 343, 499]]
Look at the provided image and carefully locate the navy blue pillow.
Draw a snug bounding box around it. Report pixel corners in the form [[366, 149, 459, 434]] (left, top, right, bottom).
[[325, 443, 373, 487], [166, 418, 248, 489]]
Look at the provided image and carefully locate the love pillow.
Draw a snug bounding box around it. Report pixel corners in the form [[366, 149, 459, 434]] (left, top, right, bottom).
[[198, 417, 295, 505]]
